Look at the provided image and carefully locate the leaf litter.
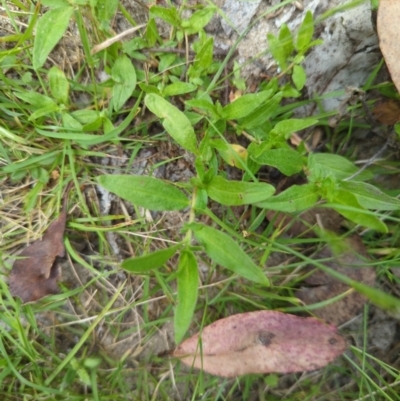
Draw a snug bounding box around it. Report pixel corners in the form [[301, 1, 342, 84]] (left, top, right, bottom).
[[9, 184, 72, 303], [174, 310, 346, 377], [265, 177, 376, 326], [296, 235, 376, 326], [378, 0, 400, 93]]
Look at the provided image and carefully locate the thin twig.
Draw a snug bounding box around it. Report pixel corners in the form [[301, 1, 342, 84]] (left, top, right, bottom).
[[91, 24, 146, 54], [143, 47, 230, 58], [344, 132, 395, 182]]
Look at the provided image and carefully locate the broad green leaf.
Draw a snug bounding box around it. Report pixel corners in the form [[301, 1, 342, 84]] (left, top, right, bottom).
[[272, 118, 318, 139], [183, 6, 215, 35], [97, 175, 190, 211], [83, 358, 102, 369], [194, 188, 208, 210], [190, 37, 214, 77], [331, 190, 387, 233], [257, 184, 319, 212], [189, 223, 270, 286], [76, 367, 91, 387], [184, 111, 203, 125], [222, 90, 273, 120], [247, 140, 271, 159], [49, 66, 69, 104], [139, 83, 161, 95], [123, 37, 148, 55], [206, 119, 226, 140], [103, 118, 114, 134], [145, 94, 197, 153], [206, 176, 275, 206], [82, 117, 103, 132], [15, 92, 56, 108], [69, 109, 103, 132], [158, 53, 177, 72], [281, 84, 301, 98], [279, 24, 294, 60], [95, 0, 118, 29], [303, 39, 324, 51], [292, 65, 307, 91], [149, 6, 181, 28], [121, 244, 181, 273], [146, 18, 160, 47], [71, 109, 101, 124], [111, 55, 137, 111], [174, 250, 199, 343], [163, 82, 197, 97], [267, 33, 287, 70], [39, 97, 141, 146], [31, 167, 49, 183], [28, 104, 60, 121], [33, 6, 74, 70], [296, 10, 314, 52], [185, 99, 220, 119], [308, 153, 373, 181], [251, 148, 304, 176], [239, 92, 283, 129], [41, 0, 69, 6], [340, 181, 400, 210], [217, 143, 248, 169], [62, 113, 83, 131], [195, 157, 206, 180]]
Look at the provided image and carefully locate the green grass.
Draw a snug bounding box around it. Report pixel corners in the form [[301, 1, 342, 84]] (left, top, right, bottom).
[[1, 0, 400, 399]]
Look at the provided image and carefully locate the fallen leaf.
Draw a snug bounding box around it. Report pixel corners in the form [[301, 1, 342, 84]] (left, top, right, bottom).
[[174, 310, 346, 377], [372, 99, 400, 125], [9, 186, 71, 303], [229, 90, 242, 103], [296, 235, 376, 325], [378, 0, 400, 93]]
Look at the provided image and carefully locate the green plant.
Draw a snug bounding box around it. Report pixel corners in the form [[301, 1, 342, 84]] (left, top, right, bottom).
[[1, 0, 400, 399], [96, 8, 400, 343]]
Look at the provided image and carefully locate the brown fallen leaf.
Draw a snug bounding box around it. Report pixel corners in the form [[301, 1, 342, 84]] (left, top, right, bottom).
[[9, 186, 71, 303], [296, 235, 376, 326], [378, 0, 400, 93], [174, 311, 346, 377], [372, 99, 400, 125]]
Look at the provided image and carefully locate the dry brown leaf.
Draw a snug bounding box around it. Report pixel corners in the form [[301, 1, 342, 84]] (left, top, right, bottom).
[[9, 187, 71, 303], [378, 0, 400, 93], [372, 99, 400, 125], [296, 235, 376, 325], [174, 311, 346, 377]]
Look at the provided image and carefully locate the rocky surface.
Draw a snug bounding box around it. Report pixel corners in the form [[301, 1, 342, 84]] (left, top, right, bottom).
[[208, 0, 380, 111]]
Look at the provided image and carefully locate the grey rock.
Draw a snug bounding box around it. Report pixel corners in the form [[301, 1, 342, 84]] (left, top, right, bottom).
[[221, 0, 262, 36], [215, 0, 379, 112]]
